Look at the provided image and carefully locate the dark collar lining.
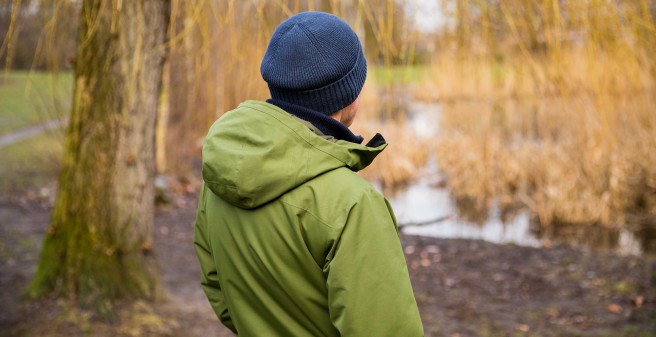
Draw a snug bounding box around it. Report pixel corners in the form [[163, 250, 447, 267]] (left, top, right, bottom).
[[267, 99, 364, 144]]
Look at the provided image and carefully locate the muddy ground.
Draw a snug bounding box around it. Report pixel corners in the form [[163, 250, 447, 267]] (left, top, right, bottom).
[[1, 194, 655, 337]]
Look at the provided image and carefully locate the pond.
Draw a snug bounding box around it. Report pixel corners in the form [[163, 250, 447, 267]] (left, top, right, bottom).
[[389, 102, 656, 256]]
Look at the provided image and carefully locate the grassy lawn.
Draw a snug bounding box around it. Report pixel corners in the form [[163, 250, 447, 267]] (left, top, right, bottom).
[[0, 129, 64, 193], [0, 71, 73, 136]]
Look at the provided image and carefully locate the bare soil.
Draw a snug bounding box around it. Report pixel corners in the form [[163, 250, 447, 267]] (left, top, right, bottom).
[[1, 194, 655, 337]]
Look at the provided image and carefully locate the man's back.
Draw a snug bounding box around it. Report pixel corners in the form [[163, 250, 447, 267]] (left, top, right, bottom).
[[195, 11, 423, 336], [195, 101, 423, 336]]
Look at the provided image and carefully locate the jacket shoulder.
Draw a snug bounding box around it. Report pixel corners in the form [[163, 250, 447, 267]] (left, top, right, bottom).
[[280, 167, 385, 229]]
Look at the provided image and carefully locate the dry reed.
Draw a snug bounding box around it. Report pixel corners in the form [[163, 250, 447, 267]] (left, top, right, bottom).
[[435, 95, 656, 227], [177, 0, 429, 191], [419, 0, 656, 227], [355, 81, 431, 194]]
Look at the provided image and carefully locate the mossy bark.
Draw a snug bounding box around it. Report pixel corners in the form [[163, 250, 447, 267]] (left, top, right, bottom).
[[27, 0, 170, 312]]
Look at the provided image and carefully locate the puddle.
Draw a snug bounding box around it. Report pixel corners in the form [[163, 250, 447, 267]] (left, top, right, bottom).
[[392, 176, 653, 255], [392, 175, 540, 246], [388, 101, 656, 256]]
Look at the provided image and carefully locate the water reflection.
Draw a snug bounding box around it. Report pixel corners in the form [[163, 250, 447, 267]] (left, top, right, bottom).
[[393, 176, 541, 247], [530, 220, 644, 255], [392, 102, 656, 256], [394, 176, 656, 255]]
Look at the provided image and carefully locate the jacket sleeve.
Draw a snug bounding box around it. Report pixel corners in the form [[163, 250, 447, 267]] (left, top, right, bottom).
[[193, 184, 237, 333], [324, 190, 424, 336]]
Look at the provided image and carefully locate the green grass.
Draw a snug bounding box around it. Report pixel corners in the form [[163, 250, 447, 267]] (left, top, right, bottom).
[[0, 129, 64, 192], [612, 280, 637, 295], [609, 326, 656, 337], [0, 71, 73, 136], [372, 65, 427, 85]]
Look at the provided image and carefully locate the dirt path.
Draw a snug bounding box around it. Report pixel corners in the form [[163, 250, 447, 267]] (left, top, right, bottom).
[[0, 118, 67, 148], [152, 203, 234, 337], [1, 200, 654, 337], [0, 201, 232, 337]]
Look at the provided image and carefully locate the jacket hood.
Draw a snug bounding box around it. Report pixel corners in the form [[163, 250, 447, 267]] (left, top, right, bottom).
[[202, 100, 386, 209]]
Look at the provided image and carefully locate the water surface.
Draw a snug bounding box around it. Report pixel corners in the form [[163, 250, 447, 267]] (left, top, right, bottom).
[[390, 101, 655, 256]]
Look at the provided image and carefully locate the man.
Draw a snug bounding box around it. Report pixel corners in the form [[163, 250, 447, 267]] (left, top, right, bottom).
[[194, 11, 424, 336]]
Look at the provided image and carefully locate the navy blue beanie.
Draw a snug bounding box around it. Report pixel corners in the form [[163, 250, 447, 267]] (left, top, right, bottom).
[[261, 12, 367, 116]]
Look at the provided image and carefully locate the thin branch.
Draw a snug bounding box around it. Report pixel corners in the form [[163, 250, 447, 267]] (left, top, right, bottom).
[[398, 215, 451, 228]]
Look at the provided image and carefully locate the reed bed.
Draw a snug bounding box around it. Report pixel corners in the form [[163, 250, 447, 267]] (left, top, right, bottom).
[[166, 0, 430, 191], [418, 0, 656, 227], [354, 83, 432, 194], [432, 87, 656, 228], [415, 47, 655, 102], [356, 123, 431, 195]]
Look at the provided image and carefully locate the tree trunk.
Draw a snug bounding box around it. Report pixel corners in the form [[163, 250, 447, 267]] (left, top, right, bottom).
[[27, 0, 170, 313]]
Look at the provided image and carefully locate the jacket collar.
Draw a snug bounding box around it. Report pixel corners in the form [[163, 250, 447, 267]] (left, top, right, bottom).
[[266, 98, 364, 144]]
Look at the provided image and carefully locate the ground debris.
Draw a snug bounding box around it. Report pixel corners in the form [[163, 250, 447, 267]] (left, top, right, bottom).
[[1, 203, 655, 336], [402, 235, 656, 337]]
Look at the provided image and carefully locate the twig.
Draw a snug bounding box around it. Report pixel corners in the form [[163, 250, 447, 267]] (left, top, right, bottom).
[[398, 215, 451, 228]]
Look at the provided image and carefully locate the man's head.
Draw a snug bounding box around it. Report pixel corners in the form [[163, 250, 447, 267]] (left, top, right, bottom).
[[260, 12, 366, 120]]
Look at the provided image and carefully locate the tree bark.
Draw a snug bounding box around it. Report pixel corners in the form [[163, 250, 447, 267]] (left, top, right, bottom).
[[27, 0, 170, 312]]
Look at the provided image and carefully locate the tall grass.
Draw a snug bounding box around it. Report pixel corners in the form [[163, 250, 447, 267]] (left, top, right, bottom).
[[2, 0, 430, 191], [160, 0, 429, 190], [419, 0, 655, 100], [21, 0, 656, 224], [436, 95, 656, 227], [416, 46, 655, 101], [424, 0, 656, 227], [352, 79, 434, 196]]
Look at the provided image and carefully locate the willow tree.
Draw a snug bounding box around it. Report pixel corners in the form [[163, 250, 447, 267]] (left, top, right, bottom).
[[27, 0, 170, 311]]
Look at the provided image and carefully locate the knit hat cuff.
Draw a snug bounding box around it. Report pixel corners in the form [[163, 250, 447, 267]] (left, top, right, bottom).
[[267, 52, 367, 115]]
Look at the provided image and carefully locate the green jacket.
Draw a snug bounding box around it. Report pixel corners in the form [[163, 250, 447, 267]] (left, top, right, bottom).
[[194, 100, 423, 336]]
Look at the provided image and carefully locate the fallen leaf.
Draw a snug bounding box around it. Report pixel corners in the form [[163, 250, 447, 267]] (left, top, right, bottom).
[[608, 304, 622, 314], [425, 245, 439, 254], [545, 307, 559, 318], [592, 278, 606, 287], [515, 324, 530, 332], [633, 296, 644, 308]]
